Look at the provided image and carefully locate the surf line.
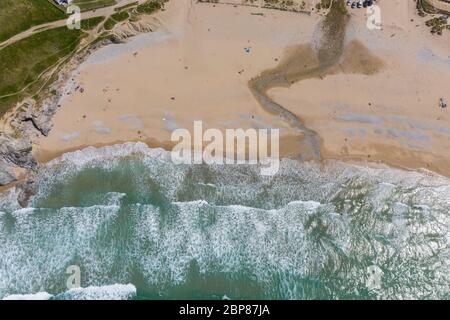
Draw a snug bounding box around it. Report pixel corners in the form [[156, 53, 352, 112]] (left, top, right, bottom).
[[249, 0, 350, 161]]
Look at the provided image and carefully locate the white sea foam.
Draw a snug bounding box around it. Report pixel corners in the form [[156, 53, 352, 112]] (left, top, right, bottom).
[[2, 292, 53, 300], [2, 284, 136, 300], [39, 142, 450, 191], [130, 198, 348, 288], [56, 284, 136, 300], [0, 191, 448, 299], [49, 142, 169, 167], [11, 207, 36, 216], [0, 204, 122, 299], [0, 188, 21, 212], [98, 192, 127, 206], [1, 142, 450, 299]]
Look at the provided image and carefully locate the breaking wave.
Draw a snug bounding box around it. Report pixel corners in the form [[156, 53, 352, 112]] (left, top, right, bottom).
[[0, 142, 449, 299], [2, 284, 136, 300]]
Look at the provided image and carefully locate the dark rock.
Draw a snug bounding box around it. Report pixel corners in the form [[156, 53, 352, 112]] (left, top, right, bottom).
[[16, 175, 37, 208], [14, 100, 55, 137], [0, 161, 17, 186], [0, 136, 37, 169], [18, 110, 53, 137]]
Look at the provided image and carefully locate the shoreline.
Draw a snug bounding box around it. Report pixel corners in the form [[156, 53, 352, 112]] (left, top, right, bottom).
[[33, 138, 450, 179], [2, 1, 450, 302], [1, 0, 450, 192]]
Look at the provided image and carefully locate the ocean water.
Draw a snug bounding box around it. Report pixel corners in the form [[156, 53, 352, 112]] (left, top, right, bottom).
[[0, 142, 449, 300]]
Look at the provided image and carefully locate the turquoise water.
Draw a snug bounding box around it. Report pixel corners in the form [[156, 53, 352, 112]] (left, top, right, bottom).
[[0, 143, 449, 300]]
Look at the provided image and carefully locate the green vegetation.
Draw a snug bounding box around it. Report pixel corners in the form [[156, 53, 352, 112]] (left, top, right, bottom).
[[0, 0, 66, 42], [136, 0, 163, 14], [315, 0, 333, 11], [104, 17, 118, 30], [417, 0, 450, 34], [0, 0, 166, 116], [426, 16, 449, 35], [329, 0, 347, 15], [0, 27, 85, 115], [111, 10, 130, 22], [115, 1, 139, 11], [243, 0, 312, 11], [417, 0, 450, 16], [72, 0, 117, 12], [104, 10, 130, 30], [81, 16, 106, 31]]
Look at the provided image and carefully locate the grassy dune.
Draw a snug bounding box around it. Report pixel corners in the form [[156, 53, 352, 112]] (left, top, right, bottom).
[[136, 0, 164, 14], [80, 16, 106, 31], [0, 0, 66, 42], [0, 27, 85, 115], [0, 0, 167, 116], [72, 0, 117, 11]]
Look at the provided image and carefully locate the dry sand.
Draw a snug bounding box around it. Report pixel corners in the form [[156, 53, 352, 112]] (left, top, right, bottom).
[[35, 0, 315, 159], [34, 0, 450, 176], [268, 0, 450, 175]]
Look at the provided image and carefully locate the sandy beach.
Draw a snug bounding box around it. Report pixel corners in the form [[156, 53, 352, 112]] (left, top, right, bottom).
[[268, 0, 450, 175], [34, 0, 450, 176], [2, 0, 450, 301]]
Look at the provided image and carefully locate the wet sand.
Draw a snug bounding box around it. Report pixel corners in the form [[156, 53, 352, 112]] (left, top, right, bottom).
[[267, 0, 450, 176], [249, 1, 351, 161], [33, 0, 450, 176], [34, 0, 316, 161]]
